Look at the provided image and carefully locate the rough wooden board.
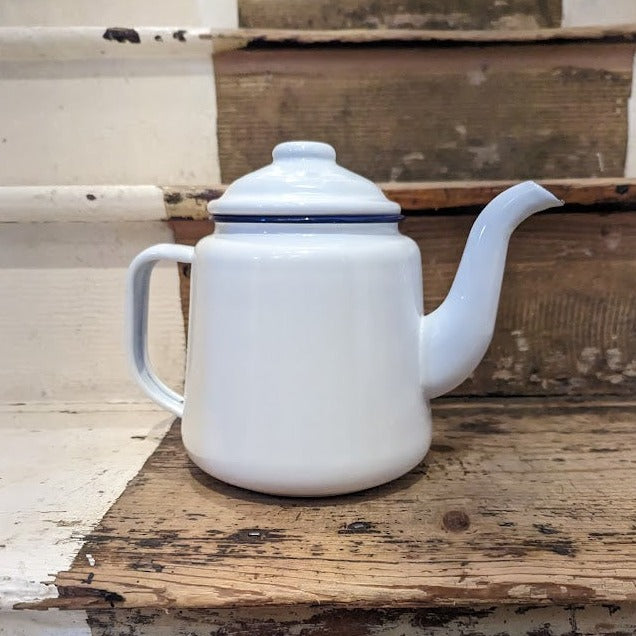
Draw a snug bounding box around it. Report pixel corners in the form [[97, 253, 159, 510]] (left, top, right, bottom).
[[214, 25, 636, 46], [162, 179, 636, 218], [86, 603, 636, 635], [169, 211, 636, 397], [215, 43, 633, 183], [383, 178, 636, 211], [39, 399, 636, 610], [237, 0, 562, 30]]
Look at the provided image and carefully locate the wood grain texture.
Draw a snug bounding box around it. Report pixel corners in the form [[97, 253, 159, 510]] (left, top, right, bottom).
[[39, 399, 636, 610], [215, 43, 633, 183], [238, 0, 562, 30], [86, 603, 636, 635], [170, 211, 636, 397], [211, 25, 636, 46], [163, 179, 636, 218]]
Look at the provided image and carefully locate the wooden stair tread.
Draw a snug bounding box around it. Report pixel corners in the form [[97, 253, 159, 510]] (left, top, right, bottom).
[[162, 178, 636, 217], [34, 399, 636, 610], [210, 25, 636, 47]]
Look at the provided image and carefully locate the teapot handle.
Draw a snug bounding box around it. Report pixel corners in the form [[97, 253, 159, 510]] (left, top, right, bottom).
[[125, 243, 194, 417]]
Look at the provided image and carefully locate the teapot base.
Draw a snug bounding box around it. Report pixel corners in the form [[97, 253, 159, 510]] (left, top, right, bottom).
[[184, 446, 428, 498]]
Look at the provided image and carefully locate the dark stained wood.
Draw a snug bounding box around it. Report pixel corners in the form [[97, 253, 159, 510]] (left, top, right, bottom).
[[163, 179, 636, 218], [35, 400, 636, 610], [215, 43, 634, 183], [87, 603, 636, 635], [237, 1, 562, 31], [169, 211, 636, 397]]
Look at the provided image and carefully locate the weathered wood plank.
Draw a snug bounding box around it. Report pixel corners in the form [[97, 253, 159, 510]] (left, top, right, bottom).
[[162, 179, 636, 218], [238, 0, 562, 31], [215, 43, 633, 183], [211, 25, 636, 47], [383, 178, 636, 211], [169, 211, 636, 397], [86, 603, 636, 635], [40, 400, 636, 610]]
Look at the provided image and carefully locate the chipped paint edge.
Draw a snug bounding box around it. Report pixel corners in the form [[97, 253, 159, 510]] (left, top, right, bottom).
[[0, 405, 174, 613], [0, 26, 214, 60], [0, 26, 250, 60], [5, 24, 636, 62]]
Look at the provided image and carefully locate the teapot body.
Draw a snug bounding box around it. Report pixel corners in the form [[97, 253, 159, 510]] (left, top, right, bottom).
[[182, 221, 431, 496], [126, 142, 563, 497]]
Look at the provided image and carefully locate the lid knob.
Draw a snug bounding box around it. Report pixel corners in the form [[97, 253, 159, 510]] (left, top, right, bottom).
[[272, 141, 336, 162]]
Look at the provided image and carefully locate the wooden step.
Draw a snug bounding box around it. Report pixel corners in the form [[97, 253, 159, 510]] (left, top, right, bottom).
[[162, 178, 636, 217], [238, 0, 564, 31], [168, 199, 636, 399], [213, 25, 636, 45], [215, 38, 635, 183], [30, 398, 636, 614]]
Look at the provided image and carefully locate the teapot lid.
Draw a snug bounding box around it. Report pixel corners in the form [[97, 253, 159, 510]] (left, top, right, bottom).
[[208, 141, 401, 219]]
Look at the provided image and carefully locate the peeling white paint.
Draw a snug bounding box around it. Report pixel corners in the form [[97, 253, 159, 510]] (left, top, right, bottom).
[[454, 124, 467, 138], [389, 152, 426, 180], [468, 143, 500, 169], [596, 151, 605, 173], [511, 329, 529, 352], [603, 229, 622, 251], [623, 359, 636, 377], [492, 13, 540, 29], [467, 67, 487, 86], [402, 152, 425, 163], [562, 0, 636, 27], [0, 405, 174, 609], [606, 347, 623, 371], [577, 346, 601, 374], [493, 355, 515, 381]]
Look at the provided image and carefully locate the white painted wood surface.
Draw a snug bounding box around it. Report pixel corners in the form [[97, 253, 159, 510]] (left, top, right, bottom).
[[0, 611, 91, 636], [0, 405, 174, 608], [0, 2, 237, 630], [0, 219, 185, 404], [562, 0, 636, 27], [0, 406, 175, 636], [0, 185, 165, 223], [0, 27, 217, 60], [0, 0, 237, 28], [0, 51, 220, 186]]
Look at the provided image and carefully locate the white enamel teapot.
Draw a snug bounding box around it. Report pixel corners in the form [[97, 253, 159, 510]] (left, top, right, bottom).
[[126, 141, 562, 496]]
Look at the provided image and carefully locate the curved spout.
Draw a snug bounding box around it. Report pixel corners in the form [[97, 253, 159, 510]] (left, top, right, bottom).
[[420, 181, 563, 399]]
